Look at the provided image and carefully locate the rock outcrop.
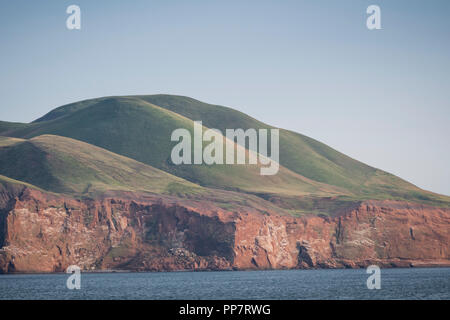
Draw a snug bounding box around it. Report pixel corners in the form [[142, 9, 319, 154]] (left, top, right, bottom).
[[0, 186, 449, 273]]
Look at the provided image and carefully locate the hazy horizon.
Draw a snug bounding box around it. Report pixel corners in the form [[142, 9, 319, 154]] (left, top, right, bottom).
[[1, 0, 449, 195]]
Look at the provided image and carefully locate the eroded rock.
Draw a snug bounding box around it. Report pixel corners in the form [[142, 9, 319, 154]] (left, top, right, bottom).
[[0, 187, 449, 273]]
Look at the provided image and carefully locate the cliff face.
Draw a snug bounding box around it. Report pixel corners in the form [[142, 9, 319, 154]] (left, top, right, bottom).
[[0, 186, 449, 273], [233, 201, 450, 269]]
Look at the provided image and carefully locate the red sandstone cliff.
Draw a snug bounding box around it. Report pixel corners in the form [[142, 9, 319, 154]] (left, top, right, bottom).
[[0, 185, 449, 273]]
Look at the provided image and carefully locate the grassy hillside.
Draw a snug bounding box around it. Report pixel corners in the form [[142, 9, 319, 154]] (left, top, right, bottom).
[[0, 136, 309, 216], [0, 174, 46, 193], [0, 121, 28, 135], [0, 95, 448, 206], [0, 135, 202, 196], [137, 95, 417, 192], [0, 98, 344, 196]]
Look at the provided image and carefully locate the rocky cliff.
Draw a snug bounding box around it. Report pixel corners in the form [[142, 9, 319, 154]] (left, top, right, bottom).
[[1, 185, 449, 273]]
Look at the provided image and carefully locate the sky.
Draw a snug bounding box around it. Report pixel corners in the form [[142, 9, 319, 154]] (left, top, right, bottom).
[[0, 0, 449, 195]]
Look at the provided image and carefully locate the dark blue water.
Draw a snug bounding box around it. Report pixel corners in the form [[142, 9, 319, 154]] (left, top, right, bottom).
[[0, 268, 449, 300]]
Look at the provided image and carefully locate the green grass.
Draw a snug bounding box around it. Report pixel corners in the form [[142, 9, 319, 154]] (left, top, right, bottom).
[[0, 174, 46, 193], [0, 121, 28, 135], [137, 95, 424, 193], [0, 136, 302, 215], [0, 136, 25, 147], [0, 97, 342, 196], [0, 94, 448, 207], [0, 135, 202, 196]]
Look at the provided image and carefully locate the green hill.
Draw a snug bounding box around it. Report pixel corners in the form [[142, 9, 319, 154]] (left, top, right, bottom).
[[0, 95, 448, 207], [0, 136, 305, 216], [0, 135, 201, 196], [0, 97, 344, 197]]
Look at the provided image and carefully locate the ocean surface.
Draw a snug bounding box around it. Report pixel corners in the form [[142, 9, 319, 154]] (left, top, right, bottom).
[[0, 268, 449, 300]]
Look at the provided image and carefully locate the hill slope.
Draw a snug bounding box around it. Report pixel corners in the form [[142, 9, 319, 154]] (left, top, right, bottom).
[[31, 95, 405, 191], [0, 95, 448, 206], [0, 135, 201, 196], [0, 135, 307, 216], [0, 97, 345, 197]]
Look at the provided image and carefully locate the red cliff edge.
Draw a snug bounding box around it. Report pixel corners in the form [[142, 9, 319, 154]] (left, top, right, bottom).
[[0, 186, 449, 273]]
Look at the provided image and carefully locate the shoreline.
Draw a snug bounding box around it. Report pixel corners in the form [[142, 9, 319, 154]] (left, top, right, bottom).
[[2, 263, 450, 275]]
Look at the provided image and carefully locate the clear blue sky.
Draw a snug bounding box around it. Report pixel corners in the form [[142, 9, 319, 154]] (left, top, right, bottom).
[[1, 0, 449, 195]]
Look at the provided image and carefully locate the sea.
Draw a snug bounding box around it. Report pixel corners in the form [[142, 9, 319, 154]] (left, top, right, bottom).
[[0, 268, 449, 300]]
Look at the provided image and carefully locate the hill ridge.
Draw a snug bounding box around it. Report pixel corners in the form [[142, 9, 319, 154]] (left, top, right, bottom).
[[0, 94, 448, 207]]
